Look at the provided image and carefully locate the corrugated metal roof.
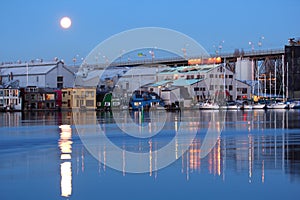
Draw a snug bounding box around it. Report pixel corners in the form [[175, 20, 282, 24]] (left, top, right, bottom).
[[159, 64, 216, 75], [0, 65, 56, 76], [149, 80, 172, 87]]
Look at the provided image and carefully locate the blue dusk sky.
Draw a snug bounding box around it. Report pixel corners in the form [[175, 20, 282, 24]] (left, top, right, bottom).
[[0, 0, 299, 64]]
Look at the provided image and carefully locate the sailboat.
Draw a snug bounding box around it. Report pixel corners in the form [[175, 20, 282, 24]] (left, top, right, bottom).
[[199, 100, 219, 110], [267, 101, 288, 109], [266, 56, 289, 109]]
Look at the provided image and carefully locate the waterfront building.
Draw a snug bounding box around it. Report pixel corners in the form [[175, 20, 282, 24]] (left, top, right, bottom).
[[21, 86, 58, 110], [116, 65, 168, 94], [0, 87, 22, 111], [285, 41, 300, 98], [146, 64, 251, 107], [61, 87, 96, 110], [0, 60, 76, 88]]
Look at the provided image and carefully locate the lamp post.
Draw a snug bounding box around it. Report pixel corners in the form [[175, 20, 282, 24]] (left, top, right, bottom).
[[218, 40, 224, 56], [258, 36, 264, 48], [248, 41, 255, 52], [149, 50, 155, 63], [182, 43, 189, 59]]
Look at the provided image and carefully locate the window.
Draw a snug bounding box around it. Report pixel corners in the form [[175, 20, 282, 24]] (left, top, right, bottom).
[[229, 75, 233, 79], [194, 87, 199, 91], [46, 94, 55, 100], [209, 74, 214, 78], [57, 76, 63, 82], [57, 83, 63, 89], [210, 85, 214, 90], [229, 85, 233, 91], [57, 76, 63, 89], [86, 100, 94, 107]]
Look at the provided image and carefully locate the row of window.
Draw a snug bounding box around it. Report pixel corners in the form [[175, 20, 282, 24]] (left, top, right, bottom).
[[25, 94, 56, 101], [209, 74, 233, 79], [196, 85, 248, 93], [209, 85, 233, 91], [0, 89, 19, 97], [62, 91, 95, 98]]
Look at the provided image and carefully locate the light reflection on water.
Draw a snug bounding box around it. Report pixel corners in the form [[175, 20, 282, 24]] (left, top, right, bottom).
[[0, 110, 299, 200]]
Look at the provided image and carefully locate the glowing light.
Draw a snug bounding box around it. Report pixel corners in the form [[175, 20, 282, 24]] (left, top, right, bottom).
[[60, 17, 72, 29], [61, 162, 72, 197]]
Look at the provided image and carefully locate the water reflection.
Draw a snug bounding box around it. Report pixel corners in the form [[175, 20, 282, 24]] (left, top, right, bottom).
[[0, 110, 300, 199], [71, 110, 300, 182], [58, 124, 72, 198]]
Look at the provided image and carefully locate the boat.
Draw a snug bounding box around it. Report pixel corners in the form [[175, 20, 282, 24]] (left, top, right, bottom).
[[129, 90, 165, 110], [199, 101, 219, 110], [228, 101, 243, 110], [288, 100, 300, 109], [252, 103, 266, 109], [218, 101, 243, 110], [267, 101, 289, 109]]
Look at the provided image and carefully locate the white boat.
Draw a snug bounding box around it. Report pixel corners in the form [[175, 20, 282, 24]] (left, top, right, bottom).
[[199, 102, 219, 110], [267, 102, 288, 109], [252, 103, 266, 109], [243, 103, 266, 109], [289, 101, 300, 109], [219, 101, 243, 110], [243, 104, 253, 109]]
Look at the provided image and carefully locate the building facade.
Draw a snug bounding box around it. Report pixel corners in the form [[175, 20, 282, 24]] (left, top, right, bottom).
[[285, 43, 300, 98], [21, 86, 58, 110], [0, 60, 76, 89], [61, 87, 96, 110], [0, 87, 22, 111], [150, 64, 251, 107]]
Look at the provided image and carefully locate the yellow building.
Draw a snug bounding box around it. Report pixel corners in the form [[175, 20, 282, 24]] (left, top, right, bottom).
[[61, 87, 96, 110]]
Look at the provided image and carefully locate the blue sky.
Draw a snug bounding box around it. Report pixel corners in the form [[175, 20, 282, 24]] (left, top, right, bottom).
[[0, 0, 299, 64]]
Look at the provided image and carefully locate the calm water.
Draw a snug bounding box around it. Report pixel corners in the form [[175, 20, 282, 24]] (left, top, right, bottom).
[[0, 110, 300, 200]]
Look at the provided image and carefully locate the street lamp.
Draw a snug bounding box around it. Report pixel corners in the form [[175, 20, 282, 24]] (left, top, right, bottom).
[[258, 36, 264, 48], [182, 44, 189, 59], [218, 40, 225, 55], [248, 41, 254, 52], [149, 50, 155, 63]]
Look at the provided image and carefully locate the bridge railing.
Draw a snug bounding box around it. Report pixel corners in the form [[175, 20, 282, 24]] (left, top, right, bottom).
[[81, 48, 285, 69]]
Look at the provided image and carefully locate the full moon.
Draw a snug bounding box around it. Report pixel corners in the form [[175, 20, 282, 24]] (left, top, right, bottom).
[[60, 17, 72, 29]]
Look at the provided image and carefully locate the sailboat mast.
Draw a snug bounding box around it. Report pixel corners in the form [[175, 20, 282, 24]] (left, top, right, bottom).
[[223, 58, 226, 100], [257, 60, 260, 98], [269, 71, 272, 97], [275, 60, 277, 97], [252, 59, 255, 99], [282, 55, 285, 100], [286, 62, 289, 99]]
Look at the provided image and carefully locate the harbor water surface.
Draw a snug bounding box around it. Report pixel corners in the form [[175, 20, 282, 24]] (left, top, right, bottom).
[[0, 110, 299, 200]]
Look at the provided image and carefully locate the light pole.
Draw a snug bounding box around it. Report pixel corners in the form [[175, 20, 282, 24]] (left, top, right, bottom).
[[218, 40, 225, 56], [182, 43, 189, 59], [258, 36, 264, 48], [149, 50, 155, 63], [248, 41, 255, 52]]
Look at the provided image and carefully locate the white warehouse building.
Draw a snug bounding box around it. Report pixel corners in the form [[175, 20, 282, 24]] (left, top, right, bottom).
[[0, 60, 76, 88]]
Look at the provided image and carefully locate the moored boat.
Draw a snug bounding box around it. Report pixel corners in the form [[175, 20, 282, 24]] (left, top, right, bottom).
[[267, 102, 288, 109], [289, 100, 300, 109], [199, 101, 219, 110]]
